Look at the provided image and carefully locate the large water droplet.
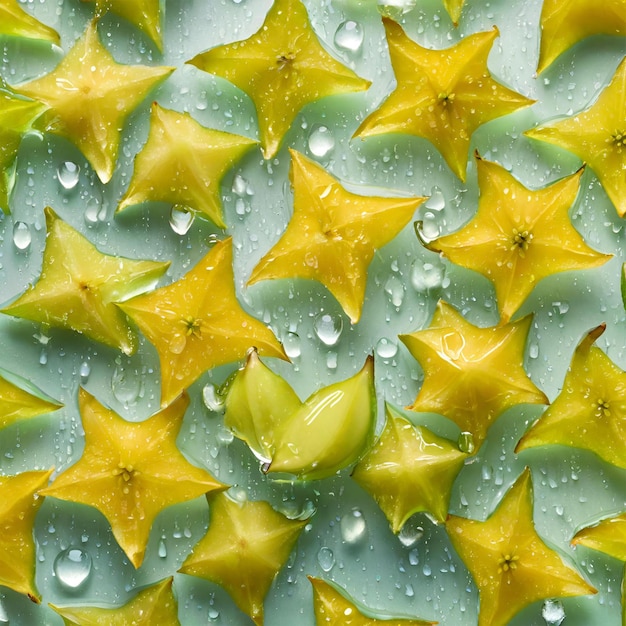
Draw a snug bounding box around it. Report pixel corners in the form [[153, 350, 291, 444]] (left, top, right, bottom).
[[376, 337, 398, 359], [410, 258, 446, 291], [542, 599, 565, 625], [398, 516, 424, 547], [458, 431, 475, 454], [308, 125, 335, 158], [208, 607, 220, 621], [169, 205, 195, 235], [53, 547, 92, 589], [79, 361, 91, 382], [111, 361, 141, 407], [283, 332, 302, 358], [12, 221, 31, 251], [313, 313, 343, 346], [57, 161, 80, 190], [384, 275, 405, 307], [425, 186, 445, 211], [341, 509, 366, 544], [334, 20, 364, 53], [317, 546, 335, 572], [202, 383, 225, 412]]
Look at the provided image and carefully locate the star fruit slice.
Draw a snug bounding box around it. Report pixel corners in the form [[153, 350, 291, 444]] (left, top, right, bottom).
[[1, 207, 170, 355], [0, 366, 62, 430], [572, 512, 626, 562], [309, 577, 436, 625], [267, 355, 376, 480], [0, 0, 60, 44], [224, 347, 302, 462], [50, 577, 180, 625]]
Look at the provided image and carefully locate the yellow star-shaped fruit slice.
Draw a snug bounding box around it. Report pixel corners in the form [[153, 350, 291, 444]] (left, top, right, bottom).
[[443, 0, 466, 25], [13, 21, 174, 183], [51, 577, 180, 625], [0, 80, 46, 213], [179, 493, 306, 626], [248, 149, 423, 323], [309, 577, 436, 626], [0, 367, 62, 430], [117, 103, 257, 228], [187, 0, 370, 159], [0, 469, 52, 602], [353, 20, 533, 182], [1, 208, 170, 355], [423, 155, 611, 324], [352, 405, 467, 532], [447, 468, 596, 626], [536, 0, 626, 74], [572, 513, 626, 561], [516, 324, 626, 468], [526, 57, 626, 218], [80, 0, 163, 51], [0, 0, 59, 44], [40, 388, 226, 568], [117, 237, 287, 407], [399, 300, 547, 450]]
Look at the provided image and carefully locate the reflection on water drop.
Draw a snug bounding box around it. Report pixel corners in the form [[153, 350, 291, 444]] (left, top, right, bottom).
[[376, 337, 398, 359], [398, 516, 424, 547], [13, 221, 31, 251], [54, 547, 92, 589], [111, 361, 141, 407], [334, 20, 364, 53], [542, 599, 565, 625], [308, 125, 335, 158], [208, 607, 220, 621], [314, 313, 343, 346], [57, 161, 80, 190], [458, 431, 475, 454], [202, 383, 225, 412], [317, 546, 335, 572], [169, 205, 195, 235], [341, 509, 366, 544], [283, 331, 302, 358], [410, 258, 446, 291], [0, 599, 8, 625]]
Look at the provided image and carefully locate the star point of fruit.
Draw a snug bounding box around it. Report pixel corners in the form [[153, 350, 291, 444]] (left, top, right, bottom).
[[40, 389, 226, 568], [117, 237, 287, 407], [526, 57, 626, 218], [13, 20, 174, 183], [1, 207, 170, 355], [248, 149, 424, 323], [117, 103, 258, 228], [516, 324, 626, 468], [443, 0, 466, 25], [0, 0, 60, 44], [0, 469, 52, 602], [447, 467, 596, 626], [423, 155, 611, 324], [50, 577, 180, 625], [352, 405, 467, 532], [572, 513, 626, 562], [399, 300, 547, 450], [309, 576, 437, 625], [353, 20, 533, 181], [187, 0, 370, 159], [179, 492, 306, 626], [536, 0, 626, 74]]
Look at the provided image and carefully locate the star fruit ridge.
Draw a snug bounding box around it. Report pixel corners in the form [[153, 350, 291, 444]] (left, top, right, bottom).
[[447, 468, 596, 626], [0, 0, 60, 44], [187, 0, 371, 159], [39, 388, 226, 568], [248, 149, 424, 323]]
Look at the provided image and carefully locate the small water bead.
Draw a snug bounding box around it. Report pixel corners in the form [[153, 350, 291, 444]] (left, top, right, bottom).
[[79, 361, 91, 382], [57, 161, 80, 190], [542, 599, 565, 625], [12, 221, 32, 251], [458, 432, 475, 454], [376, 337, 398, 359], [340, 509, 366, 544], [158, 538, 167, 558], [317, 546, 335, 572], [398, 516, 424, 547], [410, 258, 447, 291], [208, 607, 220, 621], [334, 20, 364, 53], [283, 331, 302, 358], [0, 600, 8, 625], [313, 313, 343, 346], [169, 205, 195, 235], [202, 383, 225, 413], [308, 124, 335, 158], [53, 547, 92, 589]]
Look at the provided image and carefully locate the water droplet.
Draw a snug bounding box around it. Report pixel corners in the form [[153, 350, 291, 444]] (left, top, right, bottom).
[[208, 607, 220, 621], [57, 161, 80, 190], [398, 516, 424, 547], [79, 361, 91, 382], [53, 547, 92, 589], [317, 546, 335, 572], [421, 212, 440, 240], [314, 313, 343, 346], [308, 125, 335, 158], [384, 275, 404, 307], [376, 337, 398, 359], [334, 20, 364, 53], [216, 425, 234, 445], [528, 342, 539, 359], [458, 431, 475, 454], [158, 538, 167, 558], [425, 186, 445, 211], [377, 0, 416, 19], [169, 205, 195, 235], [422, 563, 432, 576], [542, 599, 565, 625], [202, 383, 225, 412], [84, 198, 101, 224], [0, 600, 8, 625], [410, 259, 446, 291], [340, 509, 366, 544], [283, 332, 302, 359], [111, 362, 141, 407], [12, 221, 31, 251]]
